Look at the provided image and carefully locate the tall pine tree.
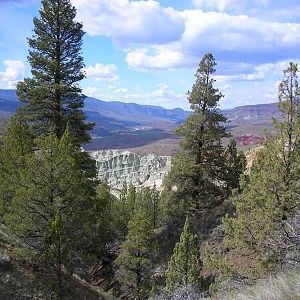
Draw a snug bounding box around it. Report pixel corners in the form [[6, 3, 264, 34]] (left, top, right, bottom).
[[161, 53, 233, 222], [17, 0, 92, 145], [113, 184, 137, 240]]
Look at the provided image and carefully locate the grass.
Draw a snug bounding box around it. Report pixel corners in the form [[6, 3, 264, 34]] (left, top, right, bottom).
[[215, 271, 300, 300]]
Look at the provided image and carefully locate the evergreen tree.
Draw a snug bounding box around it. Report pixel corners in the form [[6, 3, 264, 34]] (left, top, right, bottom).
[[16, 0, 93, 145], [113, 184, 137, 240], [161, 53, 229, 222], [223, 139, 246, 197], [0, 116, 34, 215], [165, 217, 202, 292], [116, 210, 155, 299], [5, 127, 89, 297], [44, 212, 69, 300], [136, 187, 160, 229], [78, 181, 116, 264], [222, 62, 300, 276], [0, 116, 8, 146]]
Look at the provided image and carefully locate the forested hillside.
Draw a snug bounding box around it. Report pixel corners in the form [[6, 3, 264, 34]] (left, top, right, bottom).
[[0, 1, 300, 300]]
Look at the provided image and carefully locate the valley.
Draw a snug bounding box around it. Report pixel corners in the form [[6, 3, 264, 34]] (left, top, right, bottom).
[[0, 89, 278, 155]]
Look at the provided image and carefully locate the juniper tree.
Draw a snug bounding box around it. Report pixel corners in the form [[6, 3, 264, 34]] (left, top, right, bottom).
[[222, 62, 300, 277], [161, 53, 230, 222], [165, 217, 202, 292], [5, 127, 89, 297], [16, 0, 93, 145], [116, 210, 156, 299], [44, 212, 69, 300], [0, 116, 34, 215]]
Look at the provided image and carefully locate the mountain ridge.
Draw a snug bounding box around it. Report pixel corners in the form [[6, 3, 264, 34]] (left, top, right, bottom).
[[0, 89, 279, 153], [0, 88, 279, 124]]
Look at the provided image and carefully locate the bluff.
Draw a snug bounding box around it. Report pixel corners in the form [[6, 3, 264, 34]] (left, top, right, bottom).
[[90, 150, 172, 191]]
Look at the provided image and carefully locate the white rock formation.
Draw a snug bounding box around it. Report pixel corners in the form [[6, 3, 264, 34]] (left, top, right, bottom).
[[90, 150, 172, 191]]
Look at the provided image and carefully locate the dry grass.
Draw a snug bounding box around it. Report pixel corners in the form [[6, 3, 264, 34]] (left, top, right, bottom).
[[216, 271, 300, 300]]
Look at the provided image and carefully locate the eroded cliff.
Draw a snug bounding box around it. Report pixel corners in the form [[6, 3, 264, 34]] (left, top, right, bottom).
[[90, 150, 172, 191]]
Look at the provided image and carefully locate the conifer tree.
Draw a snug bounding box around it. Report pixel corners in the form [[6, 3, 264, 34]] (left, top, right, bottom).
[[113, 184, 137, 240], [223, 139, 246, 197], [222, 62, 300, 276], [161, 53, 230, 222], [5, 127, 89, 297], [136, 187, 160, 229], [78, 181, 116, 263], [165, 217, 202, 292], [0, 116, 34, 215], [116, 210, 155, 299], [44, 212, 69, 300], [16, 0, 93, 145]]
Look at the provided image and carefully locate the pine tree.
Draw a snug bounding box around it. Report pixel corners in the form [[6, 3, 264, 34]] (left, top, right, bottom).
[[5, 127, 89, 297], [0, 116, 8, 146], [136, 187, 160, 229], [16, 0, 93, 145], [161, 53, 230, 222], [113, 183, 137, 240], [222, 62, 300, 276], [0, 116, 34, 215], [116, 210, 155, 299], [165, 216, 202, 292], [77, 181, 116, 263]]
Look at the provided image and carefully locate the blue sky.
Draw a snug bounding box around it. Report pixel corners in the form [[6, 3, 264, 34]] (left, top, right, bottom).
[[0, 0, 300, 110]]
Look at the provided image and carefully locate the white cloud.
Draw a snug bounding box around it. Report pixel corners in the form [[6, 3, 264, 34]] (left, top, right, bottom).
[[72, 0, 184, 46], [126, 47, 188, 70], [0, 60, 24, 88], [71, 1, 299, 110], [215, 59, 300, 83], [193, 0, 300, 23], [124, 10, 300, 70], [72, 1, 300, 71], [192, 0, 271, 12], [218, 59, 300, 108], [193, 0, 246, 12], [85, 63, 119, 81]]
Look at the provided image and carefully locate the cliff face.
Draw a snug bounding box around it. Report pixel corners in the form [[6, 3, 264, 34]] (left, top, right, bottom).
[[90, 150, 172, 191]]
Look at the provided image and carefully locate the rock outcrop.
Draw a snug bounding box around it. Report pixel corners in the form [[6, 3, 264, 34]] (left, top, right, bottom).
[[90, 150, 172, 191]]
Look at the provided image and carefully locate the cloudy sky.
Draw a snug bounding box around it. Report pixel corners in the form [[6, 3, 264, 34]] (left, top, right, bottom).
[[0, 0, 299, 109]]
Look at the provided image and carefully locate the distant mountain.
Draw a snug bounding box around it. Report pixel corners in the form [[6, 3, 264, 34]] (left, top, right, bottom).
[[0, 89, 18, 101], [0, 89, 280, 151], [0, 90, 190, 135], [224, 103, 280, 124], [0, 89, 21, 116], [85, 97, 190, 124]]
